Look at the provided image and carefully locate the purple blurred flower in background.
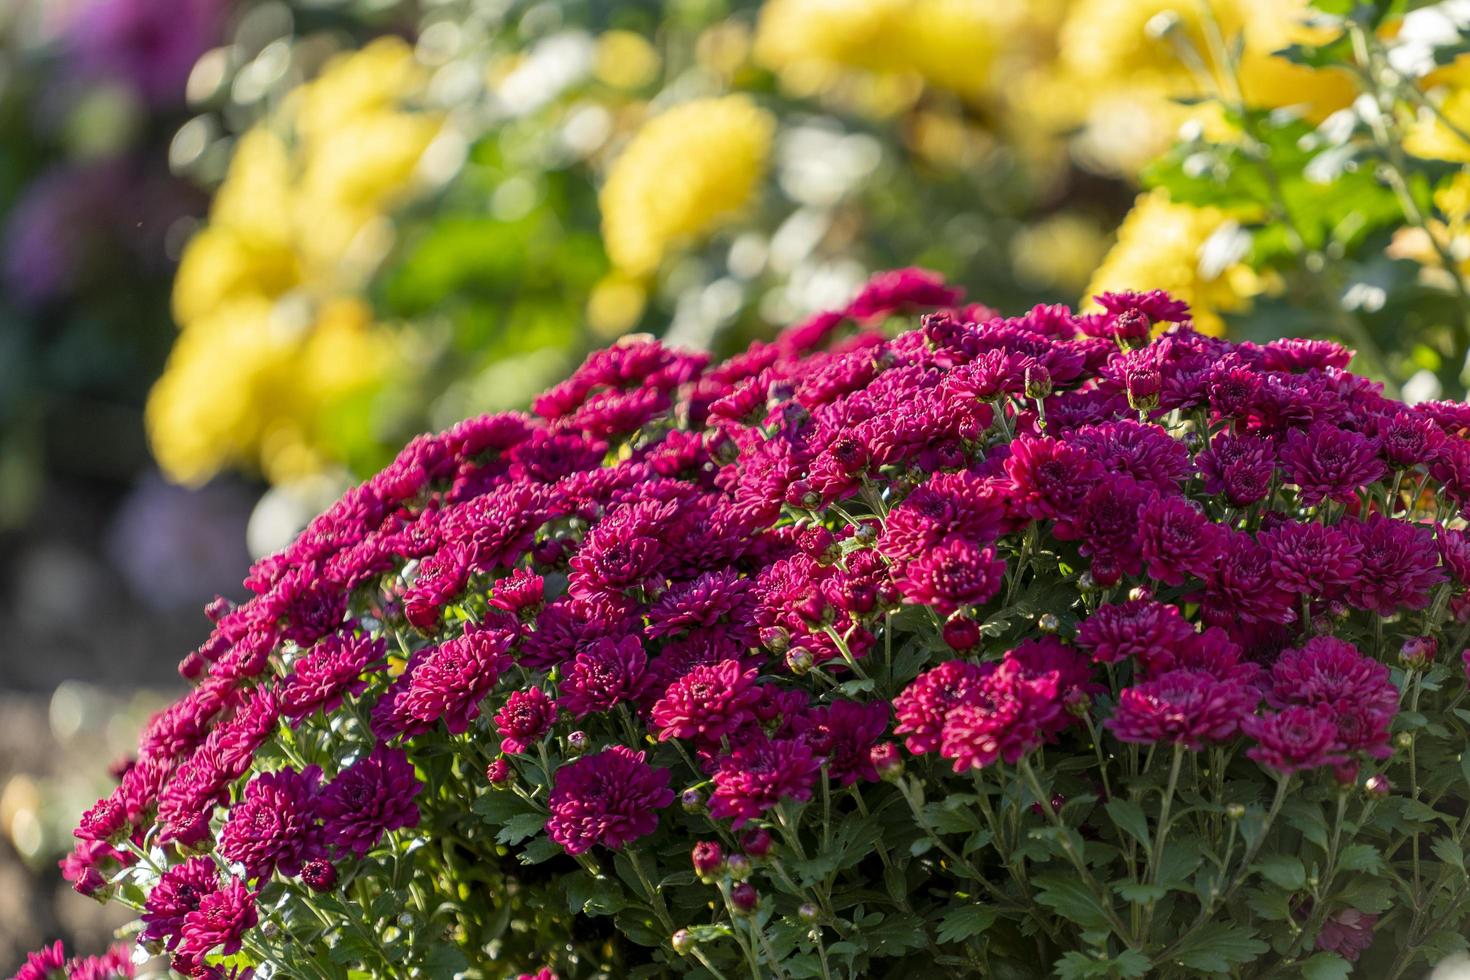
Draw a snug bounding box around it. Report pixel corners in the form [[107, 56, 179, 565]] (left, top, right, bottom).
[[105, 471, 253, 613], [65, 0, 224, 106]]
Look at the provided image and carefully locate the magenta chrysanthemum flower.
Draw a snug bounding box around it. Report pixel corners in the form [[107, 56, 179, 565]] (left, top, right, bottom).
[[1201, 532, 1296, 628], [12, 941, 66, 980], [894, 537, 1005, 615], [175, 876, 259, 965], [649, 659, 762, 745], [893, 659, 996, 754], [1107, 669, 1258, 749], [493, 687, 558, 755], [1344, 515, 1446, 616], [218, 766, 323, 881], [1137, 493, 1221, 587], [141, 857, 219, 950], [55, 945, 135, 980], [1197, 432, 1276, 507], [709, 736, 823, 828], [1075, 600, 1196, 668], [646, 569, 755, 637], [1316, 908, 1378, 961], [1279, 423, 1385, 506], [1258, 520, 1363, 598], [794, 699, 890, 786], [1003, 436, 1102, 521], [546, 746, 674, 854], [558, 635, 649, 718], [880, 471, 1006, 561], [75, 793, 128, 844], [1244, 706, 1345, 775], [319, 748, 422, 858], [488, 567, 546, 617], [280, 630, 381, 723], [1266, 637, 1396, 759], [401, 624, 514, 735], [938, 643, 1085, 771]]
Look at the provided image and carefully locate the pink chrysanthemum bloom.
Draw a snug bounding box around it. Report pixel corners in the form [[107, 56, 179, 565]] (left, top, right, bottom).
[[1244, 706, 1346, 775], [494, 687, 558, 755], [1315, 908, 1378, 962], [709, 736, 823, 828], [319, 747, 422, 858], [1003, 436, 1102, 522], [141, 857, 219, 950], [1107, 669, 1258, 749], [1075, 600, 1196, 668], [279, 630, 381, 723], [1344, 515, 1446, 616], [401, 624, 514, 735], [1279, 423, 1385, 506], [1258, 520, 1363, 599], [894, 537, 1005, 615], [546, 746, 673, 854], [175, 876, 259, 966], [217, 766, 323, 881], [12, 941, 67, 980], [893, 659, 996, 755], [558, 634, 650, 718], [649, 659, 762, 745], [794, 699, 890, 786]]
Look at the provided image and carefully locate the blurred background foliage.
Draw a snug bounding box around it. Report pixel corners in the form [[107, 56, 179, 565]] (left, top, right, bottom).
[[4, 0, 1470, 971]]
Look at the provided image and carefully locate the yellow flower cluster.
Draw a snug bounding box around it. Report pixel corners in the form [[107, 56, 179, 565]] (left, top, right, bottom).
[[1032, 0, 1355, 176], [752, 0, 1034, 106], [1085, 190, 1261, 334], [149, 39, 440, 486], [599, 95, 775, 278]]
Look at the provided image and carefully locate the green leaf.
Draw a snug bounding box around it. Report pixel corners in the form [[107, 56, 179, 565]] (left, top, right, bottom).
[[471, 790, 536, 825], [1112, 882, 1167, 905], [1034, 874, 1112, 931], [563, 871, 629, 916], [495, 811, 546, 846], [1104, 799, 1151, 851], [1167, 921, 1268, 972], [867, 913, 930, 955], [936, 904, 998, 945], [1335, 843, 1384, 874], [1254, 854, 1307, 891], [1054, 950, 1152, 979], [423, 944, 470, 980], [1299, 951, 1352, 980], [1431, 836, 1466, 873]]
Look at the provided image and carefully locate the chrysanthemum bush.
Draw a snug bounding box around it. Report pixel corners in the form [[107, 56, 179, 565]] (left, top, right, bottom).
[[23, 268, 1470, 979]]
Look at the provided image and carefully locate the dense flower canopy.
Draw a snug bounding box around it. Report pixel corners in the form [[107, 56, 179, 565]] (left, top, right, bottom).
[[40, 267, 1470, 977]]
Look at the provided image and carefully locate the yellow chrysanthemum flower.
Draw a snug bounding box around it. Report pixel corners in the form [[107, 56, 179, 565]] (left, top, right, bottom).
[[600, 95, 774, 276], [1085, 189, 1260, 334], [151, 38, 440, 485], [1049, 0, 1355, 176], [754, 0, 1032, 105]]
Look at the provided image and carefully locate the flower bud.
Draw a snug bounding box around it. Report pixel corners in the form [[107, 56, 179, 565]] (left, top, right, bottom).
[[1090, 558, 1122, 589], [1037, 612, 1060, 634], [1364, 774, 1392, 799], [798, 902, 821, 924], [1225, 803, 1246, 821], [1064, 688, 1091, 718], [1395, 731, 1413, 751], [1126, 586, 1152, 602], [786, 647, 815, 674], [485, 759, 511, 785], [300, 858, 338, 893], [1399, 635, 1438, 670], [1077, 570, 1098, 592], [731, 882, 759, 914], [1024, 364, 1053, 401], [741, 828, 774, 859], [870, 742, 904, 781], [1113, 308, 1151, 343], [672, 929, 694, 956], [692, 841, 725, 881], [566, 731, 589, 757], [853, 522, 879, 546], [761, 626, 790, 654], [727, 854, 753, 880], [942, 616, 981, 651], [681, 788, 706, 813]]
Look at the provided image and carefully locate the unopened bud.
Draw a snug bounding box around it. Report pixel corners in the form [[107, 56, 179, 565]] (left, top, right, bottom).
[[870, 743, 904, 781], [1364, 774, 1392, 799], [672, 929, 694, 955], [786, 647, 815, 674], [681, 788, 706, 813], [1225, 803, 1246, 821], [731, 882, 759, 914], [1400, 635, 1438, 670], [566, 731, 589, 757], [727, 854, 753, 880], [1037, 612, 1060, 634]]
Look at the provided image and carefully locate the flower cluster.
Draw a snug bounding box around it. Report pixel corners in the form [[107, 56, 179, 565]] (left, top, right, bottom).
[[33, 268, 1470, 978]]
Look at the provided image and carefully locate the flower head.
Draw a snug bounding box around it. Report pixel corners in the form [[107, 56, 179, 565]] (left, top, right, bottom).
[[319, 748, 422, 858], [546, 746, 673, 854]]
